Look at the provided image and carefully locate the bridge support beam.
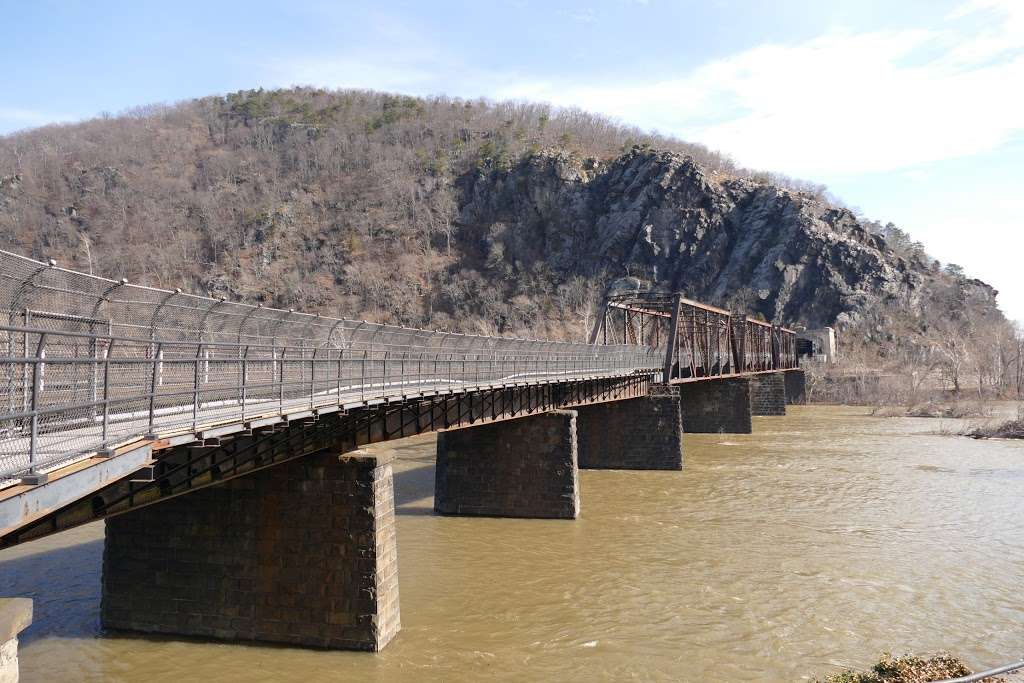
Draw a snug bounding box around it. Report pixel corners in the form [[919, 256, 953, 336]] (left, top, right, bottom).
[[749, 372, 787, 416], [434, 411, 580, 519], [101, 451, 400, 651], [677, 379, 752, 433], [575, 392, 684, 470], [784, 369, 807, 405]]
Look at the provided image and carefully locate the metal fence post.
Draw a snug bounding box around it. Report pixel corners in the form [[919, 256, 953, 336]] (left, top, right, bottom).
[[342, 350, 350, 397], [310, 348, 317, 409], [279, 347, 286, 412], [25, 333, 47, 481], [146, 342, 163, 439], [360, 349, 367, 401], [193, 343, 202, 430], [101, 338, 115, 448], [240, 345, 249, 422]]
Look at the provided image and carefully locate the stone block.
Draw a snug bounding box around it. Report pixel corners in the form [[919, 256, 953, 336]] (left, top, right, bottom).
[[435, 411, 579, 519], [749, 372, 786, 416], [677, 378, 752, 433], [784, 369, 807, 405], [575, 394, 683, 470], [101, 451, 400, 651], [0, 598, 32, 683]]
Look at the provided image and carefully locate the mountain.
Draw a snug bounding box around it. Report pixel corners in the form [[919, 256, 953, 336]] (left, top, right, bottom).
[[0, 87, 1003, 349]]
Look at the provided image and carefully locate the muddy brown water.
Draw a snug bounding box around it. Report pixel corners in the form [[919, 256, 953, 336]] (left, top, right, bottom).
[[3, 406, 1023, 682]]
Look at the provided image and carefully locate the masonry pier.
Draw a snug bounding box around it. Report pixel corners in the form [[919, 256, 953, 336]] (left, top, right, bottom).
[[677, 379, 753, 433], [575, 391, 684, 470], [749, 372, 787, 416], [101, 451, 400, 651], [784, 369, 807, 405], [434, 411, 580, 519]]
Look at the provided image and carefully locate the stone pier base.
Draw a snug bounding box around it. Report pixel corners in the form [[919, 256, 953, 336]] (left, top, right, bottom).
[[784, 369, 807, 405], [575, 393, 684, 470], [677, 378, 753, 433], [749, 372, 787, 416], [101, 451, 400, 651], [0, 599, 32, 683], [434, 411, 580, 519]]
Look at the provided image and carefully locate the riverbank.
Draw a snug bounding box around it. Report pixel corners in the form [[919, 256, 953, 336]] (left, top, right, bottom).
[[870, 402, 993, 419], [966, 418, 1024, 439], [816, 653, 1011, 682]]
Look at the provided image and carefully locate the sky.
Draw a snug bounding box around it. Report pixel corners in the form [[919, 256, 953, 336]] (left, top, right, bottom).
[[2, 0, 1022, 322]]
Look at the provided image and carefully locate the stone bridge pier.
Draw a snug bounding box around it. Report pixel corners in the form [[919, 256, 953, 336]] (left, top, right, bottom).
[[784, 369, 807, 404], [101, 450, 400, 651], [0, 599, 32, 683], [677, 379, 753, 433], [434, 411, 581, 519], [98, 371, 801, 654], [575, 392, 684, 470], [433, 392, 687, 520], [749, 372, 787, 416]]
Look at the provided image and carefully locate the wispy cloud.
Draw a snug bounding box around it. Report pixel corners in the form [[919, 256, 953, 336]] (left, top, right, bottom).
[[264, 13, 524, 100], [559, 7, 598, 24], [496, 1, 1024, 176], [267, 2, 1024, 178]]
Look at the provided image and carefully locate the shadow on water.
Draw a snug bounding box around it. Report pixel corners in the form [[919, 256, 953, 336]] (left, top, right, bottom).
[[393, 460, 437, 513], [0, 536, 104, 643], [0, 453, 440, 644]]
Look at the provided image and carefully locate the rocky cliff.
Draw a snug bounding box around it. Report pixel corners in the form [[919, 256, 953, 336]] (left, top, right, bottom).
[[458, 147, 993, 332]]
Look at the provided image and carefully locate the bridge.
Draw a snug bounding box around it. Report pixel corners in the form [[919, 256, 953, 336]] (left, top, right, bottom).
[[0, 249, 803, 654]]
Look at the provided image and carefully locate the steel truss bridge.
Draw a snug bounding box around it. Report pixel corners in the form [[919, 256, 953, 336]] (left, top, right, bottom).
[[0, 250, 797, 546]]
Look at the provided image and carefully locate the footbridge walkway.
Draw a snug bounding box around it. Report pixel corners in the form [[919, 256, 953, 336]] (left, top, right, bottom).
[[0, 249, 804, 654]]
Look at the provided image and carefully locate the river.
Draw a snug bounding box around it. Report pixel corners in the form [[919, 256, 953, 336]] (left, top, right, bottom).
[[3, 405, 1023, 682]]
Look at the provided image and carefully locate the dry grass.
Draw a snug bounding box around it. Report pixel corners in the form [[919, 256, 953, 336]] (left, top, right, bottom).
[[965, 419, 1024, 439], [817, 652, 1003, 683], [870, 402, 992, 419]]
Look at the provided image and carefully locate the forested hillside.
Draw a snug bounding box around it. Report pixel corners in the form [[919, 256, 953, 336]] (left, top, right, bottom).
[[0, 87, 1011, 386]]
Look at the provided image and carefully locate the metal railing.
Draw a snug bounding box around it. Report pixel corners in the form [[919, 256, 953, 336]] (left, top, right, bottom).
[[0, 250, 661, 484], [938, 659, 1024, 682]]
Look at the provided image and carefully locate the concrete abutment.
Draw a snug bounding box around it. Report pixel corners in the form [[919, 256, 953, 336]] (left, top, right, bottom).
[[0, 599, 32, 683], [101, 451, 400, 651], [434, 411, 580, 519]]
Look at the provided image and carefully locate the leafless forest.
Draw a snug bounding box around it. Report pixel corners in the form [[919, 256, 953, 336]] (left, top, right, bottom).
[[1, 87, 1019, 400], [0, 88, 831, 326]]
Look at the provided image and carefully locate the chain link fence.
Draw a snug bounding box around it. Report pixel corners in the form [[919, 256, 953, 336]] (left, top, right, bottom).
[[0, 250, 662, 485]]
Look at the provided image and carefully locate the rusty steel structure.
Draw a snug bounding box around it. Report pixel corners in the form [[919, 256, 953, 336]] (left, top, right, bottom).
[[0, 250, 660, 487], [0, 250, 800, 546], [589, 292, 798, 382]]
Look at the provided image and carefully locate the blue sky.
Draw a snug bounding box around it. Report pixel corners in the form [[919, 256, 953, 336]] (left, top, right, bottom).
[[3, 0, 1022, 322]]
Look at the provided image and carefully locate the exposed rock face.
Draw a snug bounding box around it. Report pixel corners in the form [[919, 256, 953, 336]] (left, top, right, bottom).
[[458, 148, 991, 329]]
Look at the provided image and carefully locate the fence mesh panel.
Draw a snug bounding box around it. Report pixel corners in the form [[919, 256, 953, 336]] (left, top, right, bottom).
[[0, 250, 661, 485]]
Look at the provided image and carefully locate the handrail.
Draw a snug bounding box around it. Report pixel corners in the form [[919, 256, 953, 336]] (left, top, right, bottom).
[[937, 659, 1024, 682], [0, 248, 797, 485]]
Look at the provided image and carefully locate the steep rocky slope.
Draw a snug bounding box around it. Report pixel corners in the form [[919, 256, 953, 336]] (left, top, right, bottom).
[[459, 148, 952, 329]]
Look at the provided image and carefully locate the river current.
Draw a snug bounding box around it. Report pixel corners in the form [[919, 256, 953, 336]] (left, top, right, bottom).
[[3, 405, 1023, 682]]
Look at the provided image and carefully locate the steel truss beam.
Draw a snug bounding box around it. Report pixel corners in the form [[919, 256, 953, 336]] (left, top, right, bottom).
[[1, 373, 651, 547]]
